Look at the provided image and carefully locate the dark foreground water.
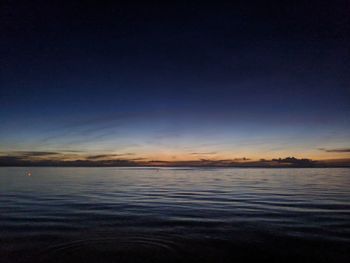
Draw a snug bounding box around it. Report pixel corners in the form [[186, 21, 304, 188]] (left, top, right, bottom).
[[0, 167, 349, 263]]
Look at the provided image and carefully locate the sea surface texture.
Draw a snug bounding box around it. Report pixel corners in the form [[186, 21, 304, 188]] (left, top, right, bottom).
[[0, 167, 349, 262]]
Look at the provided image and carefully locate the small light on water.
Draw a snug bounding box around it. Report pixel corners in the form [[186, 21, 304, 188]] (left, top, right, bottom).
[[26, 172, 32, 177]]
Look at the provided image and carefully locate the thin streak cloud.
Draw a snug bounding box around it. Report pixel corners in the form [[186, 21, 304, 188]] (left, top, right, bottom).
[[86, 153, 135, 160], [318, 148, 350, 153], [190, 152, 217, 155]]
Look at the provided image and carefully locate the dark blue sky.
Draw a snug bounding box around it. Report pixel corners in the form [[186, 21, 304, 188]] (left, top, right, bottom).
[[1, 1, 349, 162]]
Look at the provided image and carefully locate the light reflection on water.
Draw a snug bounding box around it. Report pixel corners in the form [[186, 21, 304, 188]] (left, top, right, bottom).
[[0, 167, 349, 262]]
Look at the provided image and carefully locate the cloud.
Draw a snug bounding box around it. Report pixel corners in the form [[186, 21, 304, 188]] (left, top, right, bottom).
[[16, 151, 59, 156], [38, 111, 183, 145], [2, 151, 60, 158], [190, 152, 217, 155], [86, 153, 135, 160], [318, 148, 350, 153], [57, 150, 84, 153]]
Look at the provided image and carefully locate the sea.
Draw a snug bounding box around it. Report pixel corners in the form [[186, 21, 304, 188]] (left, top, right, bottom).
[[1, 167, 349, 262]]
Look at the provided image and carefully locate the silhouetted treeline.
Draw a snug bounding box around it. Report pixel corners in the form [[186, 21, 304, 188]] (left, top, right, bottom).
[[271, 157, 315, 167]]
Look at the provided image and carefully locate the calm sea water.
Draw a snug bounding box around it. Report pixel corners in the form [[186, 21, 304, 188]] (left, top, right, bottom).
[[0, 167, 349, 263]]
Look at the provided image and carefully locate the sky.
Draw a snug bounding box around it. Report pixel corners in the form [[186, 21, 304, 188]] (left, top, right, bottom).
[[1, 1, 350, 165]]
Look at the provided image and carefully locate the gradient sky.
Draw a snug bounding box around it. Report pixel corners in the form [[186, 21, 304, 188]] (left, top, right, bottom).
[[1, 1, 350, 163]]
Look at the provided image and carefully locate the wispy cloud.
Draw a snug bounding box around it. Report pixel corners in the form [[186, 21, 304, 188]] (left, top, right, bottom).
[[39, 111, 183, 145], [318, 148, 350, 153], [190, 152, 217, 155], [2, 151, 60, 157], [86, 153, 135, 160]]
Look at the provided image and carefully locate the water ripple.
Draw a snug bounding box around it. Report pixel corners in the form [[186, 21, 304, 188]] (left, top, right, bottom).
[[1, 167, 350, 262]]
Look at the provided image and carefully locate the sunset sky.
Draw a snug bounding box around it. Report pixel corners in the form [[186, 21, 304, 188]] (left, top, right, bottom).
[[1, 1, 349, 165]]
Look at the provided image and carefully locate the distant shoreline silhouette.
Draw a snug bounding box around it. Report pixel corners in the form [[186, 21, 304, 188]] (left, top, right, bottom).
[[1, 156, 349, 168]]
